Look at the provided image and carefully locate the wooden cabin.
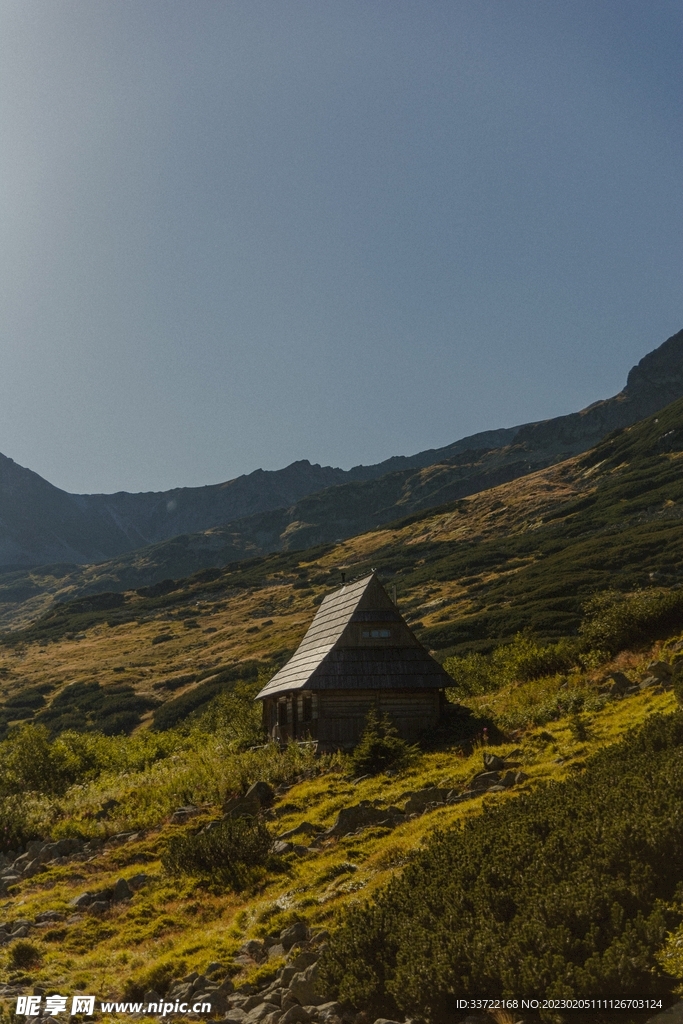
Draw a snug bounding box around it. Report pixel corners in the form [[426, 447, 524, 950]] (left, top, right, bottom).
[[255, 573, 452, 750]]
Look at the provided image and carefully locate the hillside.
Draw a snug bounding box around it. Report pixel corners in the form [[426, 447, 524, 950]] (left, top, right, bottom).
[[3, 399, 683, 1020], [1, 395, 683, 732], [0, 328, 680, 583], [3, 387, 683, 657]]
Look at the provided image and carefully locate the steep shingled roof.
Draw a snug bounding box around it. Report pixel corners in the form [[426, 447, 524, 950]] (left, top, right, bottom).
[[256, 573, 451, 699]]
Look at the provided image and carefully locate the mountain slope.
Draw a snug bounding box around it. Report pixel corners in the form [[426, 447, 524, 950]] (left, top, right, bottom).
[[5, 393, 683, 658], [0, 329, 681, 571]]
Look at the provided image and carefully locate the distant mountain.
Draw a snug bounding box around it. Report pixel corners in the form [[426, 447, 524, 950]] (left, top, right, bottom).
[[0, 328, 681, 572]]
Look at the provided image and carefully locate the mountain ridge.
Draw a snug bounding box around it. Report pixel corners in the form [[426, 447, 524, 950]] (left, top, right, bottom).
[[0, 327, 681, 573]]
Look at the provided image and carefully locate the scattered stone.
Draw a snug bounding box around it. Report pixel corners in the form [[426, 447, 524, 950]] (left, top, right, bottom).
[[268, 943, 286, 959], [644, 1000, 683, 1023], [280, 921, 309, 950], [273, 841, 294, 856], [170, 806, 202, 824], [127, 872, 152, 890], [245, 1004, 276, 1024], [281, 1008, 310, 1024], [403, 789, 450, 815], [607, 672, 631, 696], [322, 802, 405, 838], [277, 822, 323, 842], [239, 939, 265, 961], [317, 1003, 343, 1021], [289, 962, 323, 1006], [112, 878, 132, 902], [290, 951, 318, 972], [640, 676, 661, 690], [86, 900, 110, 916], [468, 771, 502, 791], [143, 989, 163, 1004], [223, 792, 262, 819], [647, 661, 673, 680], [310, 931, 330, 947], [69, 893, 95, 909], [482, 752, 506, 771]]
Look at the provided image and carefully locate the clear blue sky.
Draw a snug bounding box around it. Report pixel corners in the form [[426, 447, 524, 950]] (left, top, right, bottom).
[[0, 0, 681, 494]]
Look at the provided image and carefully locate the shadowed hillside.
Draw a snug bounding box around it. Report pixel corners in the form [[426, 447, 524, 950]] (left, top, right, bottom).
[[0, 329, 680, 578]]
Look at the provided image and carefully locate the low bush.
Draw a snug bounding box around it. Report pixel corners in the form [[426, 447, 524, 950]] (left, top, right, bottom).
[[162, 816, 273, 891], [444, 633, 576, 696], [579, 588, 683, 658], [0, 795, 42, 855], [0, 724, 181, 797], [320, 712, 683, 1020], [8, 939, 42, 969], [349, 709, 416, 776]]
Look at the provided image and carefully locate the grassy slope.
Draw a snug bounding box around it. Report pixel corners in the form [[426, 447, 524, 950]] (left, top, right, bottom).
[[0, 672, 678, 1011]]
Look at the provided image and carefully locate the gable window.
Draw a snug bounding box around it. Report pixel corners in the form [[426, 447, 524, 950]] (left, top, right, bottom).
[[362, 629, 391, 638]]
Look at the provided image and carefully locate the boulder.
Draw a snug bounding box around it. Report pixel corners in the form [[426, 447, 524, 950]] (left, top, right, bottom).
[[403, 789, 450, 815], [268, 943, 286, 959], [281, 1007, 310, 1024], [239, 939, 265, 961], [607, 672, 631, 696], [112, 878, 132, 902], [170, 805, 202, 824], [273, 841, 294, 855], [245, 1005, 275, 1024], [647, 660, 673, 680], [278, 822, 323, 842], [323, 802, 405, 838], [482, 752, 506, 771], [280, 921, 309, 950], [223, 792, 262, 819], [70, 892, 96, 909], [317, 1004, 343, 1021], [289, 963, 324, 1007], [468, 771, 501, 791], [128, 872, 152, 890], [290, 951, 318, 972]]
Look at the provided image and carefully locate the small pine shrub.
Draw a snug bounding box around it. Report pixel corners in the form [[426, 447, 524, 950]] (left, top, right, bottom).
[[8, 940, 42, 969], [579, 588, 683, 658], [320, 712, 683, 1018], [349, 709, 415, 777], [673, 663, 683, 708], [162, 816, 272, 891], [0, 795, 41, 855]]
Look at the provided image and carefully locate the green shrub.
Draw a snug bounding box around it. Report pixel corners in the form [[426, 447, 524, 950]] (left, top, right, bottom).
[[0, 723, 180, 797], [320, 712, 683, 1019], [162, 816, 272, 891], [579, 588, 683, 658], [349, 709, 415, 777], [0, 795, 41, 855], [673, 664, 683, 708], [444, 634, 576, 696], [8, 940, 42, 969]]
